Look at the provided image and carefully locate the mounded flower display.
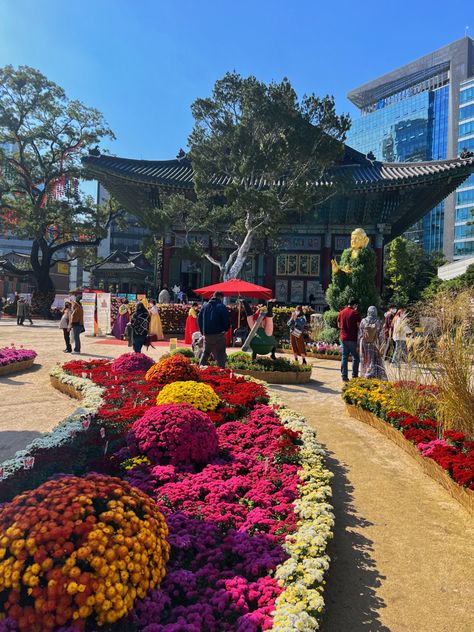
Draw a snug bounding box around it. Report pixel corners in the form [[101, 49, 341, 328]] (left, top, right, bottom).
[[145, 353, 200, 384], [156, 380, 220, 411], [0, 474, 169, 631], [110, 352, 155, 374], [129, 403, 219, 466], [0, 345, 37, 367], [0, 353, 334, 631]]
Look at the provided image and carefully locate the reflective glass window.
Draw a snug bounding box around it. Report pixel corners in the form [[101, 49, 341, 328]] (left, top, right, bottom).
[[455, 207, 473, 222], [456, 189, 474, 205], [454, 241, 474, 256], [455, 225, 474, 239], [458, 174, 474, 189], [460, 86, 474, 103], [459, 120, 474, 138], [458, 138, 474, 153], [459, 103, 474, 121]]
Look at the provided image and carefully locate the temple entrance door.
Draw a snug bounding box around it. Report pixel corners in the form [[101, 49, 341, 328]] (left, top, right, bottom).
[[181, 271, 200, 294]]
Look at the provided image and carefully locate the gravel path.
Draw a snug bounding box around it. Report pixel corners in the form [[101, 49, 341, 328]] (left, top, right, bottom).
[[269, 362, 474, 632], [1, 322, 473, 631]]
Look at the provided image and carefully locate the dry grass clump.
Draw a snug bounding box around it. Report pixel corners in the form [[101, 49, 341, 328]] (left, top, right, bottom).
[[414, 289, 474, 438]]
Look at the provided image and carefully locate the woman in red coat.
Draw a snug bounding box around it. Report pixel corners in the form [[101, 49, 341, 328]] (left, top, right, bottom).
[[184, 302, 200, 344]]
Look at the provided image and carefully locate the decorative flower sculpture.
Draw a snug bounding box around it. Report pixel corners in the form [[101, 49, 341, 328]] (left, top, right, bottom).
[[110, 352, 155, 374], [129, 403, 219, 466], [145, 353, 200, 385], [156, 380, 219, 412], [0, 474, 169, 631]]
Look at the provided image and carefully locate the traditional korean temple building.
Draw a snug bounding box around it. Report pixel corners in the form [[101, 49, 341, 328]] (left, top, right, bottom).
[[83, 146, 474, 304], [89, 250, 153, 295]]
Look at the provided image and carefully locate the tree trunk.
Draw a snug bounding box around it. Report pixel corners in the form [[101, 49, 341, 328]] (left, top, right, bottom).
[[30, 238, 57, 317], [222, 227, 255, 280]]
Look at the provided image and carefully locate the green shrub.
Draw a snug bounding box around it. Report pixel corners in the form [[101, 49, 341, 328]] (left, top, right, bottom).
[[227, 352, 311, 373]]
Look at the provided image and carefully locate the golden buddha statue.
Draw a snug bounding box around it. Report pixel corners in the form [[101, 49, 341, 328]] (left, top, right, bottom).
[[331, 228, 370, 273]]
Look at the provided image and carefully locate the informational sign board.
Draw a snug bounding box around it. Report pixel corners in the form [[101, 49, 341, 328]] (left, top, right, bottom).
[[97, 292, 111, 335], [81, 293, 97, 336]]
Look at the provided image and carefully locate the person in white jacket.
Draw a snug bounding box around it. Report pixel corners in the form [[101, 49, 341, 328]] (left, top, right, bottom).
[[391, 308, 412, 365]]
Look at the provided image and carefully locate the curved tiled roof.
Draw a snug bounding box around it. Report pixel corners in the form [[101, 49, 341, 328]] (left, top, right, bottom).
[[83, 153, 474, 191]]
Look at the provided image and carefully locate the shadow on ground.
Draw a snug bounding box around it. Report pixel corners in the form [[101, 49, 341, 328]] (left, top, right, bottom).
[[321, 447, 389, 632], [0, 363, 43, 386], [270, 380, 341, 396], [0, 430, 43, 463]]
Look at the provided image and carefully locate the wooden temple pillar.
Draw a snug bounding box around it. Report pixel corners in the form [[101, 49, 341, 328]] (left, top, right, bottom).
[[161, 244, 172, 288], [263, 251, 275, 290], [322, 231, 332, 290]]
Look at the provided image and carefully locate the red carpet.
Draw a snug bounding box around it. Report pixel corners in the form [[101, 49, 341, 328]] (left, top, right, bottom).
[[93, 338, 189, 347]]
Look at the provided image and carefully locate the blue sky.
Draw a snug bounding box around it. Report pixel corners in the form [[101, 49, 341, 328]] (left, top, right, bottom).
[[0, 0, 472, 161]]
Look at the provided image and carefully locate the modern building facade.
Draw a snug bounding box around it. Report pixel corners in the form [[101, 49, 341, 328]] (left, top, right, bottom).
[[456, 77, 474, 257], [347, 36, 474, 259], [83, 147, 474, 303]]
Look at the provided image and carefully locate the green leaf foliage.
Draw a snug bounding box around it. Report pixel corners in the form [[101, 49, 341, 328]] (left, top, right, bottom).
[[0, 65, 115, 298]]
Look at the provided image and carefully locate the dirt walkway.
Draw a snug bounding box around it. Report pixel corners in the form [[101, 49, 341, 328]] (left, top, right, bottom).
[[269, 362, 474, 632], [0, 322, 169, 462], [1, 323, 473, 630]]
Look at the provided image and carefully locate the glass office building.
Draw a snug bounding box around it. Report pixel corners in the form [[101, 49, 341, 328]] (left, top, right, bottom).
[[455, 78, 474, 257], [347, 36, 474, 259]]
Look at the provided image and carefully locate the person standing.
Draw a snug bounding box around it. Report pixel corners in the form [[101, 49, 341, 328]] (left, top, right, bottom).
[[60, 301, 73, 352], [16, 298, 25, 325], [382, 305, 397, 360], [359, 306, 387, 379], [288, 305, 308, 364], [148, 299, 164, 340], [198, 291, 230, 368], [69, 297, 84, 354], [112, 300, 130, 340], [337, 298, 361, 382], [391, 308, 412, 366], [130, 302, 150, 353], [184, 302, 200, 344], [23, 301, 33, 326], [158, 286, 170, 304]]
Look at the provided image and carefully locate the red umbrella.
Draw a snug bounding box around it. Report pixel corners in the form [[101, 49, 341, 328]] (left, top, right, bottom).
[[194, 279, 273, 300]]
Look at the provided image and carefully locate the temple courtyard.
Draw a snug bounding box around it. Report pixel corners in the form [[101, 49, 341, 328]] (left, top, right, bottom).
[[0, 321, 472, 631]]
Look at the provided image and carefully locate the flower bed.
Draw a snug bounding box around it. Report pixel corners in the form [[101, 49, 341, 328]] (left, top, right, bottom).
[[0, 353, 333, 631], [278, 340, 342, 361], [0, 345, 37, 376], [342, 379, 474, 513], [226, 352, 312, 384]]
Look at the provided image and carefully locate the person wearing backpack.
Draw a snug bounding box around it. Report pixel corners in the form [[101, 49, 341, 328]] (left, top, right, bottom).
[[359, 306, 387, 379]]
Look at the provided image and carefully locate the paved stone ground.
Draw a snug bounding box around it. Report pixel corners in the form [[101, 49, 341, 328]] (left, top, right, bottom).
[[1, 321, 473, 631]]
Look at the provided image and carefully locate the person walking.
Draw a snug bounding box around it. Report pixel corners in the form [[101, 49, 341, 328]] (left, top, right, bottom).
[[391, 308, 412, 366], [23, 301, 33, 326], [130, 302, 150, 353], [359, 306, 387, 379], [60, 301, 73, 352], [382, 305, 397, 360], [184, 302, 200, 344], [148, 299, 164, 340], [158, 286, 170, 304], [288, 305, 308, 364], [16, 298, 25, 325], [337, 298, 361, 382], [69, 297, 84, 354], [198, 291, 230, 368]]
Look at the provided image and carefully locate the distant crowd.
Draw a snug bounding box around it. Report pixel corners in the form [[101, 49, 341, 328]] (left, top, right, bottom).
[[337, 299, 412, 382]]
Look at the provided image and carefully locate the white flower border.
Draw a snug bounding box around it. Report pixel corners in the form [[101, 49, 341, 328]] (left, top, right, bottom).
[[0, 366, 104, 481]]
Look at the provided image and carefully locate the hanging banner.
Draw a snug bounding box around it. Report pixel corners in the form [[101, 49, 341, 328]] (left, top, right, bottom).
[[97, 292, 111, 335], [81, 293, 97, 336]]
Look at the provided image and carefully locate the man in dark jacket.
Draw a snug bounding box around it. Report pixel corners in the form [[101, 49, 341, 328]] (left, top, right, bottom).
[[198, 291, 230, 368], [337, 297, 361, 382]]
